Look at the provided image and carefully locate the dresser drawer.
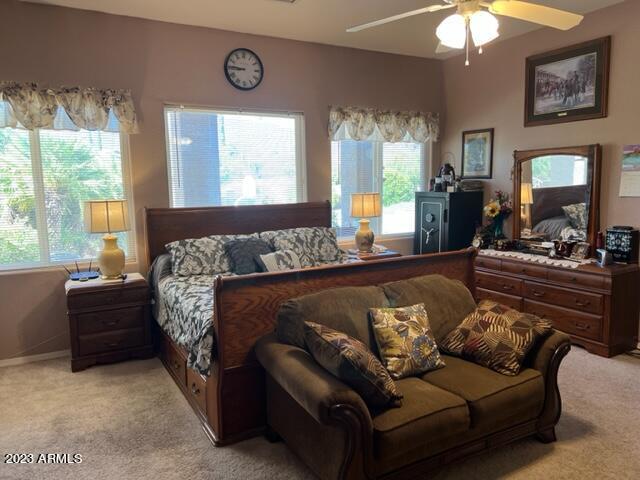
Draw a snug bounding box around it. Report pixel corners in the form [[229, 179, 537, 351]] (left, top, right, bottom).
[[68, 286, 149, 310], [77, 306, 145, 335], [547, 269, 605, 290], [524, 282, 604, 315], [475, 257, 501, 271], [476, 288, 523, 311], [502, 261, 548, 279], [476, 271, 523, 296], [78, 328, 145, 356], [523, 300, 603, 341], [160, 334, 187, 387], [187, 368, 207, 415]]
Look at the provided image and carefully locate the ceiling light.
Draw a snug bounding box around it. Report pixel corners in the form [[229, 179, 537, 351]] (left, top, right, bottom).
[[436, 14, 466, 49], [470, 10, 499, 47]]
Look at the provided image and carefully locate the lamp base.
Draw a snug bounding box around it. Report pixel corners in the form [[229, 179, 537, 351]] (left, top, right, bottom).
[[98, 234, 125, 280], [355, 219, 375, 253]]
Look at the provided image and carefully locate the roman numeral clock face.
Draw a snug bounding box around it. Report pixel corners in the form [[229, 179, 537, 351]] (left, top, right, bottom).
[[224, 48, 264, 91]]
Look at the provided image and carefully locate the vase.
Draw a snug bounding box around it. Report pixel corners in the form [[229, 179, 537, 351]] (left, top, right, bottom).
[[493, 214, 505, 240]]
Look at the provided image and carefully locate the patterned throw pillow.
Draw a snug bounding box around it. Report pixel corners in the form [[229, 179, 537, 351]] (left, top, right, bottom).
[[260, 227, 345, 267], [257, 249, 302, 272], [304, 321, 403, 409], [166, 234, 257, 276], [562, 202, 587, 230], [224, 238, 273, 275], [369, 304, 445, 380], [440, 300, 553, 376]]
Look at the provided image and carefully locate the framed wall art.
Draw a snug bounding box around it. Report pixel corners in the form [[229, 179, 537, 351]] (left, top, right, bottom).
[[461, 128, 494, 179], [525, 36, 611, 127]]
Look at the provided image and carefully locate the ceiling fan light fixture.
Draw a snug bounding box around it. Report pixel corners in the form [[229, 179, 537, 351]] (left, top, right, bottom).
[[470, 10, 499, 47], [436, 14, 466, 49]]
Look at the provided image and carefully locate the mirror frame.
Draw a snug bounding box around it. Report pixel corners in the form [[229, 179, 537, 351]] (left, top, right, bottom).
[[512, 144, 602, 250]]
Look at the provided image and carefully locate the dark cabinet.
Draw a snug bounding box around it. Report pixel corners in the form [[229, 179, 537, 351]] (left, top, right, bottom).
[[414, 191, 483, 254]]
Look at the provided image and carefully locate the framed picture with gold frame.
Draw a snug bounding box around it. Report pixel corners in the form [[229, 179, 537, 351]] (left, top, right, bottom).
[[461, 128, 494, 179]]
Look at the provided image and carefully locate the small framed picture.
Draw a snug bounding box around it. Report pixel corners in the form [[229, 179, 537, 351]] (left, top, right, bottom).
[[525, 36, 610, 127], [570, 242, 591, 260], [461, 128, 494, 179]]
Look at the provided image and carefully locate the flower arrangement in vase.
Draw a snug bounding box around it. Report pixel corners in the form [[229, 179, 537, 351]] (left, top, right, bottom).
[[483, 191, 513, 241]]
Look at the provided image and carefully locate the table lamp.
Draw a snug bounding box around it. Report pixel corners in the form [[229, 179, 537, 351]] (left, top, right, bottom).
[[520, 183, 534, 229], [350, 192, 381, 253], [84, 200, 130, 279]]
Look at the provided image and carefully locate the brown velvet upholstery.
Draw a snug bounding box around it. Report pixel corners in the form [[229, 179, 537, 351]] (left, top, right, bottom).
[[422, 355, 544, 434], [381, 274, 477, 342], [277, 285, 389, 350]]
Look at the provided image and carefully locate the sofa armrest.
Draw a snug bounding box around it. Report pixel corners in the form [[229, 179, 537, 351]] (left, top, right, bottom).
[[256, 333, 374, 430]]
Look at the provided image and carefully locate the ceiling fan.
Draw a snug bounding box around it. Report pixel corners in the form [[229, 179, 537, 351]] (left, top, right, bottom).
[[347, 0, 584, 65]]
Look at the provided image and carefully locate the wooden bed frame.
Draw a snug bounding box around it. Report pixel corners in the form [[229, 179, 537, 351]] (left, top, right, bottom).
[[145, 201, 477, 446]]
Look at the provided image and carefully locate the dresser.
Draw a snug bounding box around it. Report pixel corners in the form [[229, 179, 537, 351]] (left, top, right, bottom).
[[414, 191, 483, 255], [66, 273, 154, 371], [475, 255, 639, 357]]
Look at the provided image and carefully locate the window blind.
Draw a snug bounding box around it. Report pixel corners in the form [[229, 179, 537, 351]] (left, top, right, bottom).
[[165, 107, 306, 208]]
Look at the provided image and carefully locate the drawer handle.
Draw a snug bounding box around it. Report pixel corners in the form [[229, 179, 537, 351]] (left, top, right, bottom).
[[102, 320, 120, 327], [532, 290, 545, 297], [172, 360, 181, 371], [501, 284, 514, 291], [191, 383, 200, 396], [573, 322, 590, 331], [570, 276, 578, 282], [575, 300, 590, 307], [105, 341, 121, 348]]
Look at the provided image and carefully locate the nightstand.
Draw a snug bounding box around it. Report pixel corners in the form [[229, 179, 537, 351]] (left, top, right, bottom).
[[65, 273, 154, 372], [356, 250, 402, 261]]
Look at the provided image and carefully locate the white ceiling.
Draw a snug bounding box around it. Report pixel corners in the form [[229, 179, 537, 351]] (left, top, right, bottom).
[[25, 0, 624, 58]]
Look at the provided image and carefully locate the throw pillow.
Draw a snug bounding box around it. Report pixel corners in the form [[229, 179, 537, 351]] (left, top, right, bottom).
[[166, 233, 257, 276], [369, 303, 445, 379], [257, 249, 302, 272], [562, 202, 587, 230], [224, 238, 273, 275], [260, 227, 345, 267], [440, 300, 553, 376], [304, 321, 402, 409]]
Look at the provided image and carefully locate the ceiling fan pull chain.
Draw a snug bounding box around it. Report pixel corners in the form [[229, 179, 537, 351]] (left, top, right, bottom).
[[465, 19, 470, 66]]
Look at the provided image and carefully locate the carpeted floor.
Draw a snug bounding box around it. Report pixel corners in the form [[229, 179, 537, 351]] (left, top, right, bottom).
[[0, 347, 638, 480]]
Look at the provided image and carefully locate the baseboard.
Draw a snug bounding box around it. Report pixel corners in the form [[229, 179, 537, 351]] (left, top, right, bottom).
[[0, 349, 70, 368]]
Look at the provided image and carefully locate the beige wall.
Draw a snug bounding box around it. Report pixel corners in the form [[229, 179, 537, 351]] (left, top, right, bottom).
[[0, 1, 443, 360], [440, 0, 640, 234]]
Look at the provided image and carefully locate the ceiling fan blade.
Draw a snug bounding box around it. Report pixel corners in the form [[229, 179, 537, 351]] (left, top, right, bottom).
[[435, 42, 456, 54], [347, 4, 455, 33], [489, 0, 583, 31]]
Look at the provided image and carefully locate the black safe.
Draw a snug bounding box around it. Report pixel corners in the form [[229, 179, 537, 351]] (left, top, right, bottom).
[[414, 191, 483, 254]]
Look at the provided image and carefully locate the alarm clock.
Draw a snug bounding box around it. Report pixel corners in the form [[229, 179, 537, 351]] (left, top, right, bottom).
[[605, 226, 639, 263], [596, 249, 613, 267]]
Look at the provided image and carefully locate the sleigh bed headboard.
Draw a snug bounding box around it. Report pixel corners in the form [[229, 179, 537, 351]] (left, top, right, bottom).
[[144, 201, 332, 264]]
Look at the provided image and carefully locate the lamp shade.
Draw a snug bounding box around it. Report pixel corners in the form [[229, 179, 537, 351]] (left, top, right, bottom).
[[351, 192, 381, 218], [521, 183, 534, 205], [470, 10, 499, 47], [84, 200, 130, 234], [436, 14, 466, 49]]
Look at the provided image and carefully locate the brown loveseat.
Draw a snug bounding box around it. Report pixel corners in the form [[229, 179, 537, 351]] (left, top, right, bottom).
[[255, 274, 571, 480]]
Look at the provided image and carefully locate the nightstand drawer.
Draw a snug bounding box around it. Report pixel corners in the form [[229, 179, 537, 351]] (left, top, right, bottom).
[[78, 307, 145, 335], [78, 328, 145, 356], [187, 368, 207, 415], [68, 286, 148, 310]]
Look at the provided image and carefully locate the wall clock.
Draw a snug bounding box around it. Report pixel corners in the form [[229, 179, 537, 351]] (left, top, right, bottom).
[[224, 48, 264, 91]]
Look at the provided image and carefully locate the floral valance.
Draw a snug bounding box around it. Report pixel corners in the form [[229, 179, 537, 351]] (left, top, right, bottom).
[[0, 82, 139, 134], [328, 106, 439, 143]]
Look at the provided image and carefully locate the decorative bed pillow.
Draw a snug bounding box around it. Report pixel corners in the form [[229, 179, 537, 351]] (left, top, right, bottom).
[[260, 227, 344, 267], [369, 303, 445, 380], [304, 321, 402, 409], [440, 300, 553, 376], [224, 238, 273, 275], [257, 249, 302, 272], [562, 202, 587, 230], [165, 233, 258, 276]]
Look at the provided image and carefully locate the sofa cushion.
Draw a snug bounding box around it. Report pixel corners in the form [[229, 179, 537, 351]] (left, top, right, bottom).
[[224, 237, 273, 275], [260, 227, 344, 267], [304, 322, 403, 409], [381, 274, 477, 343], [369, 304, 445, 379], [277, 285, 389, 350], [440, 300, 553, 376], [422, 355, 544, 434], [372, 378, 469, 471]]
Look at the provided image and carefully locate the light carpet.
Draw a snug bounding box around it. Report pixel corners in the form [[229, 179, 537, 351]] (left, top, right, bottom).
[[0, 347, 638, 480]]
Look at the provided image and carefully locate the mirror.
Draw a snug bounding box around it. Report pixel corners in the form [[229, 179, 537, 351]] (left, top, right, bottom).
[[513, 145, 601, 249]]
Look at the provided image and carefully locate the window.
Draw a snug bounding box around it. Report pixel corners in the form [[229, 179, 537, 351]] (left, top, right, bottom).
[[165, 107, 306, 207], [331, 140, 427, 239], [0, 121, 133, 270]]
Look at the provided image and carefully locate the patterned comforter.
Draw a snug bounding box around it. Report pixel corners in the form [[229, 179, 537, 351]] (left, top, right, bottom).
[[155, 275, 220, 375]]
